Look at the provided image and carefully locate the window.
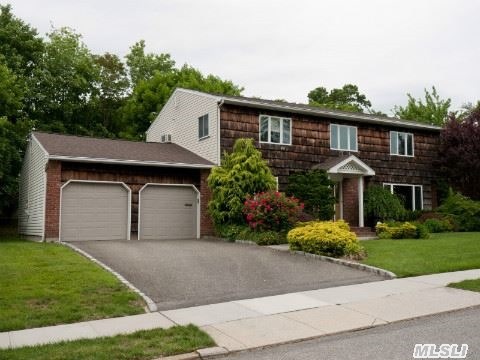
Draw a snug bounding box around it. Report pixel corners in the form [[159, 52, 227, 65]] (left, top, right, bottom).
[[390, 131, 414, 156], [259, 115, 291, 145], [198, 114, 209, 139], [383, 183, 423, 211], [330, 124, 357, 151]]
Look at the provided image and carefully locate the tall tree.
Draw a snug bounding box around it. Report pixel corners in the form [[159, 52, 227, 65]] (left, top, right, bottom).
[[308, 84, 373, 113], [394, 86, 451, 126], [438, 104, 480, 200], [125, 40, 175, 86]]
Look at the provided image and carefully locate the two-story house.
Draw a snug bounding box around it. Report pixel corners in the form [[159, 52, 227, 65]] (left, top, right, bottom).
[[18, 88, 441, 242], [147, 88, 441, 229]]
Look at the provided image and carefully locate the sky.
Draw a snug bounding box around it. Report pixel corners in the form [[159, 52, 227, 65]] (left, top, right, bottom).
[[7, 0, 480, 114]]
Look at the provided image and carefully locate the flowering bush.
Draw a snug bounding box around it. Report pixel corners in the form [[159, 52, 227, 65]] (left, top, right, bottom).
[[287, 220, 363, 258], [243, 191, 303, 232], [376, 221, 429, 239]]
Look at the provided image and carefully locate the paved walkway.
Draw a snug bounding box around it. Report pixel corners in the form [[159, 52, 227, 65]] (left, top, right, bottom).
[[1, 269, 480, 351]]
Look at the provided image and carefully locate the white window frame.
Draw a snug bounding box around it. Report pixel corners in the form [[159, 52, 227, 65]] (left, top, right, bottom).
[[390, 131, 414, 157], [198, 114, 209, 140], [258, 115, 292, 145], [330, 124, 358, 152], [383, 183, 423, 210]]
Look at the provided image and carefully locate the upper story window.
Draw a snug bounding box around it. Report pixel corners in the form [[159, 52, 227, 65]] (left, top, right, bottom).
[[330, 124, 357, 151], [390, 131, 414, 156], [259, 115, 291, 145], [198, 114, 209, 139]]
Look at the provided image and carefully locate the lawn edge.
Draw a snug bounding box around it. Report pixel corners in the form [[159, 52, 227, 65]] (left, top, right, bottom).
[[61, 242, 157, 312]]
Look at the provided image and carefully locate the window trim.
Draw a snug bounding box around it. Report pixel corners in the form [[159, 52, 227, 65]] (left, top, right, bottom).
[[383, 183, 423, 210], [198, 114, 209, 140], [258, 115, 292, 145], [390, 131, 414, 157], [330, 124, 358, 152]]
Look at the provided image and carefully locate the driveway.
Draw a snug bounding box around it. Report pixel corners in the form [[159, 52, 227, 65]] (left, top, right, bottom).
[[71, 239, 384, 310]]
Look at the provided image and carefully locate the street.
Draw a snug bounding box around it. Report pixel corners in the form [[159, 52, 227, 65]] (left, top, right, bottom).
[[217, 307, 480, 360]]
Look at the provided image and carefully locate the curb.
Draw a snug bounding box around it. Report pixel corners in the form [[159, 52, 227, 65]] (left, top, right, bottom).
[[61, 242, 158, 312], [234, 239, 257, 246], [292, 250, 397, 279], [159, 347, 229, 360]]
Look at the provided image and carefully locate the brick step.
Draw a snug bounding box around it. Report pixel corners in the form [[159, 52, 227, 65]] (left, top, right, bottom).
[[350, 227, 377, 237]]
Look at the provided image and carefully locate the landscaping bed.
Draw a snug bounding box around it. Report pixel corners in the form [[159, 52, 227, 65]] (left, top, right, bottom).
[[361, 232, 480, 277], [0, 325, 214, 360], [0, 238, 145, 332]]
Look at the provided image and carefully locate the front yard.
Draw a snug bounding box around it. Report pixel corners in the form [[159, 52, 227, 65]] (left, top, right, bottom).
[[361, 232, 480, 277], [0, 238, 145, 332]]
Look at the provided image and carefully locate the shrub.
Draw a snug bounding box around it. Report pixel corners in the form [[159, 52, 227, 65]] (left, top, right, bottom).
[[208, 138, 276, 226], [423, 218, 454, 233], [437, 191, 480, 231], [286, 169, 335, 220], [287, 220, 363, 258], [243, 191, 303, 232], [376, 221, 429, 239], [364, 185, 406, 224], [216, 224, 286, 245]]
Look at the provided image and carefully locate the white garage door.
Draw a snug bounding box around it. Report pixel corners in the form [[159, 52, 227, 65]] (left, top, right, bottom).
[[61, 182, 129, 241], [139, 185, 198, 240]]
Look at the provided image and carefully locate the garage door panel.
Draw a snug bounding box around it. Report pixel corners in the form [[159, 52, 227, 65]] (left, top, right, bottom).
[[61, 182, 129, 241], [140, 186, 197, 240]]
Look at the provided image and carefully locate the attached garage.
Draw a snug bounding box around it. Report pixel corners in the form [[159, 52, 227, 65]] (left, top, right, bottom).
[[139, 184, 199, 240], [60, 181, 131, 241]]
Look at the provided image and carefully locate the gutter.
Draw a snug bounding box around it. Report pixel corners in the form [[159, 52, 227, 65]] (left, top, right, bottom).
[[217, 98, 224, 165]]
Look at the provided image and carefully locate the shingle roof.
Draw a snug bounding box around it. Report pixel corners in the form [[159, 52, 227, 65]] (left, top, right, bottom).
[[32, 132, 213, 168], [176, 88, 442, 131]]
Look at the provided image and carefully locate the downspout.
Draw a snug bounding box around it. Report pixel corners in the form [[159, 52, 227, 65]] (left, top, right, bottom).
[[217, 99, 224, 165]]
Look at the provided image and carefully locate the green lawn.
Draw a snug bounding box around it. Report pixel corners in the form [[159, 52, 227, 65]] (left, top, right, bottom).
[[449, 278, 480, 292], [361, 232, 480, 277], [0, 325, 215, 360], [0, 238, 145, 332]]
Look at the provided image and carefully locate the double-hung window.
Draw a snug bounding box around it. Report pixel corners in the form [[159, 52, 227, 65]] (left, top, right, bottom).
[[390, 131, 414, 156], [330, 124, 357, 151], [384, 183, 423, 210], [198, 114, 209, 139], [259, 115, 291, 145]]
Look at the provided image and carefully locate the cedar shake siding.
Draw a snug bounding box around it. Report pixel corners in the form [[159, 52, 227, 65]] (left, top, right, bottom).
[[220, 104, 440, 210]]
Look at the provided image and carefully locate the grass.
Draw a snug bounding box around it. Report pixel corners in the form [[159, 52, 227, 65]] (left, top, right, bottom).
[[0, 237, 145, 332], [361, 232, 480, 277], [0, 325, 215, 360], [449, 278, 480, 292]]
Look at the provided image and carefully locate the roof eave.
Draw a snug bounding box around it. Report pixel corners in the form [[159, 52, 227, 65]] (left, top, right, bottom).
[[222, 98, 442, 131], [48, 155, 214, 169]]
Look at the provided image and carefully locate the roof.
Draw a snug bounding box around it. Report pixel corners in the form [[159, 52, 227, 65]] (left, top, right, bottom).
[[314, 155, 375, 176], [32, 131, 214, 169], [175, 88, 442, 131]]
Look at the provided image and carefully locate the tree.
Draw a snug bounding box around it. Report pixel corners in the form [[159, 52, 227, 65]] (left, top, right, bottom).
[[308, 84, 373, 113], [394, 86, 451, 125], [364, 185, 406, 224], [0, 61, 24, 119], [438, 105, 480, 200], [125, 40, 175, 86], [207, 138, 276, 226], [120, 64, 243, 138], [286, 169, 335, 220]]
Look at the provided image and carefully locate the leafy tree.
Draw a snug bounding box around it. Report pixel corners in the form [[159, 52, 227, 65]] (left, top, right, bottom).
[[207, 138, 276, 226], [308, 84, 373, 113], [120, 64, 243, 138], [438, 105, 480, 200], [0, 61, 24, 118], [364, 185, 406, 224], [286, 169, 335, 220], [394, 86, 451, 125], [125, 40, 175, 86]]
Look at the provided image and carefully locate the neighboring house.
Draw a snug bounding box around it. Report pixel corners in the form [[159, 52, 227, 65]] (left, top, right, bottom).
[[19, 88, 441, 241], [147, 88, 441, 228]]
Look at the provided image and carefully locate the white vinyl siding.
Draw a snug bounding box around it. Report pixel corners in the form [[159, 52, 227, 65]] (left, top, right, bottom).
[[146, 89, 220, 164], [383, 183, 423, 211], [18, 136, 48, 238], [330, 124, 357, 151], [259, 115, 292, 145], [390, 131, 414, 156]]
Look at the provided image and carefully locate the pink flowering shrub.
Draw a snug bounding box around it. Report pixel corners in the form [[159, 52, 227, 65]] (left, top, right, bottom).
[[243, 190, 304, 231]]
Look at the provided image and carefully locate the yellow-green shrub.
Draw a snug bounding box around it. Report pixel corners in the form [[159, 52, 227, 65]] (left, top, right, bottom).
[[376, 221, 429, 239], [287, 220, 363, 258]]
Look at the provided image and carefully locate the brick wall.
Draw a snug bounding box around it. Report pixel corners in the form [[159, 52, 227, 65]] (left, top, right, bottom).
[[44, 160, 61, 240], [199, 169, 214, 236], [342, 178, 359, 227]]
